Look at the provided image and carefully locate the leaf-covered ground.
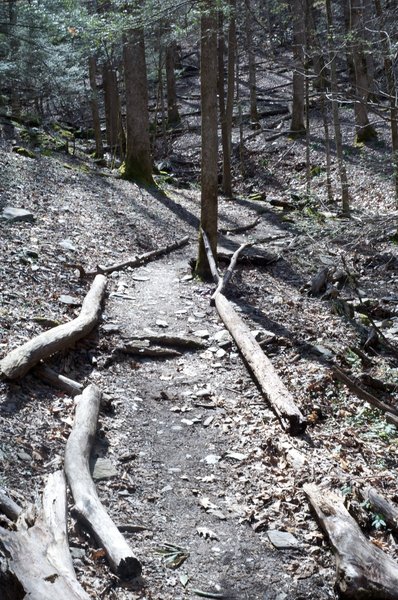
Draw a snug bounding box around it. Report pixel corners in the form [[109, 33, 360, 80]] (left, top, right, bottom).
[[1, 62, 398, 599]]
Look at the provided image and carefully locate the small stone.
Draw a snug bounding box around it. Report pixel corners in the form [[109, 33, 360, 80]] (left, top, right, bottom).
[[102, 323, 121, 334], [203, 454, 221, 465], [156, 319, 169, 328], [215, 348, 226, 359], [59, 294, 80, 306], [91, 457, 118, 480], [59, 239, 77, 252], [267, 530, 299, 549], [17, 450, 31, 462], [193, 329, 210, 339], [1, 206, 35, 223]]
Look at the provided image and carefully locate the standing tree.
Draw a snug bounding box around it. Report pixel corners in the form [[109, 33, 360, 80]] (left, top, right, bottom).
[[290, 0, 306, 137], [88, 55, 104, 158], [196, 1, 219, 279], [121, 12, 153, 185], [165, 38, 181, 126]]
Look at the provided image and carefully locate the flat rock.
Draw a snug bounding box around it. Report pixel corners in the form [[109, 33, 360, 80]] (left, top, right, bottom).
[[267, 530, 299, 550], [1, 206, 35, 223], [59, 239, 77, 251], [91, 457, 118, 480], [59, 294, 80, 306]]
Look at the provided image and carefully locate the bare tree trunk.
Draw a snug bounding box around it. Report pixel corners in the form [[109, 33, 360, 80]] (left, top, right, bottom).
[[88, 56, 104, 159], [326, 0, 350, 214], [244, 0, 258, 124], [122, 28, 153, 184], [374, 0, 398, 202], [196, 2, 219, 280], [290, 0, 306, 137], [103, 62, 125, 158], [165, 40, 180, 126], [349, 0, 377, 143]]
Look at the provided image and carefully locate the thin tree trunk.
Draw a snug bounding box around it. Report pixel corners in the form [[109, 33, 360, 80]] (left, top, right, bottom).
[[290, 0, 306, 137], [103, 62, 125, 158], [165, 40, 180, 126], [196, 2, 219, 280], [326, 0, 350, 214], [244, 0, 258, 124], [88, 56, 104, 159], [122, 28, 153, 184]]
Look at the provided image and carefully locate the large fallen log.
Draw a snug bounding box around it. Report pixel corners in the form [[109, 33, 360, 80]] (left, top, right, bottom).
[[359, 486, 398, 534], [304, 483, 398, 599], [0, 471, 90, 600], [0, 274, 107, 380], [64, 384, 142, 579], [215, 293, 306, 435]]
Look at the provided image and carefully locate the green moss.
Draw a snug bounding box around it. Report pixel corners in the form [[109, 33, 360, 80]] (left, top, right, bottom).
[[12, 146, 36, 158], [119, 161, 154, 186]]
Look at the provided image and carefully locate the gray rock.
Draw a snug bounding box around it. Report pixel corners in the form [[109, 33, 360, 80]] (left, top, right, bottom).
[[59, 294, 80, 306], [267, 530, 299, 549], [59, 239, 77, 252], [91, 457, 118, 480], [1, 207, 35, 223]]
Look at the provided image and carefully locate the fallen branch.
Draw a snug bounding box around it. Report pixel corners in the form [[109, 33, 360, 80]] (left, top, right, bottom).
[[64, 385, 142, 579], [0, 489, 22, 522], [69, 236, 190, 278], [214, 293, 307, 435], [201, 229, 220, 283], [121, 334, 207, 350], [211, 242, 251, 303], [331, 365, 398, 418], [219, 217, 260, 235], [0, 275, 107, 380], [304, 483, 398, 599], [117, 343, 182, 358], [359, 486, 398, 534], [34, 364, 83, 396], [0, 471, 90, 600]]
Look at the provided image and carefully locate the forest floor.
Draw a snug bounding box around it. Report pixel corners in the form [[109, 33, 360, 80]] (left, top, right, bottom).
[[1, 63, 398, 600]]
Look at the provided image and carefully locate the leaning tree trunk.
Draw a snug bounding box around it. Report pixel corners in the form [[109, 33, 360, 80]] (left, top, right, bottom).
[[196, 1, 219, 280], [88, 56, 104, 159], [122, 28, 153, 184]]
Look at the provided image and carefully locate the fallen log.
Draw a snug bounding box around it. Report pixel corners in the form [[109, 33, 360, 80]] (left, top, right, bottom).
[[34, 364, 83, 396], [0, 489, 22, 522], [117, 343, 182, 358], [121, 333, 207, 349], [0, 274, 107, 380], [0, 471, 90, 600], [214, 293, 307, 435], [331, 365, 398, 418], [304, 482, 398, 599], [64, 384, 142, 579], [70, 236, 190, 278], [219, 216, 261, 235], [359, 486, 398, 534]]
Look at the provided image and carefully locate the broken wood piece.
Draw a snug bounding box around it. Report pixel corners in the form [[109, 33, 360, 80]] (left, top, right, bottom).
[[0, 489, 22, 522], [219, 216, 260, 235], [214, 293, 306, 435], [34, 364, 83, 396], [310, 267, 329, 296], [121, 333, 207, 350], [359, 486, 398, 534], [211, 241, 251, 303], [386, 412, 398, 428], [331, 365, 398, 418], [64, 384, 142, 579], [117, 343, 182, 358], [0, 471, 90, 600], [93, 236, 189, 277], [0, 275, 107, 380], [304, 482, 398, 599]]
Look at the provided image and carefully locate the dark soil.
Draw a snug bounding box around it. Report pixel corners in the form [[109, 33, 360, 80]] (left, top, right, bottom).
[[1, 61, 398, 599]]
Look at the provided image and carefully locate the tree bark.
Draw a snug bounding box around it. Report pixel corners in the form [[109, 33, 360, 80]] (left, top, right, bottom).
[[65, 385, 142, 579], [196, 2, 219, 279], [122, 27, 153, 184], [290, 0, 306, 136], [359, 486, 398, 534], [103, 62, 125, 157], [88, 56, 104, 158], [0, 274, 107, 380], [245, 0, 258, 123], [304, 483, 398, 599], [165, 40, 180, 126], [0, 472, 90, 600]]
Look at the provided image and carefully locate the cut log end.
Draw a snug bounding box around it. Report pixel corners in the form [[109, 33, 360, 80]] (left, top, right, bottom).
[[117, 556, 142, 580]]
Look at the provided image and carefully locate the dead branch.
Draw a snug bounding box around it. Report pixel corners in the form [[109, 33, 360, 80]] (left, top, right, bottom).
[[215, 293, 306, 435], [211, 242, 251, 303], [64, 385, 142, 579], [0, 275, 107, 380], [34, 364, 83, 396], [331, 365, 398, 418], [200, 228, 220, 283], [121, 334, 207, 349], [0, 471, 90, 600], [117, 343, 182, 358], [359, 486, 398, 534], [304, 483, 398, 599], [219, 217, 261, 235]]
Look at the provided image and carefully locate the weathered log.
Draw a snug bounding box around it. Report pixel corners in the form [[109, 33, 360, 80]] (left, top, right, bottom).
[[386, 412, 398, 428], [64, 384, 142, 579], [0, 275, 107, 380], [121, 334, 207, 349], [214, 293, 307, 435], [0, 489, 22, 522], [117, 343, 182, 358], [211, 242, 251, 303], [219, 217, 261, 235], [34, 364, 83, 396], [331, 365, 398, 418], [359, 486, 398, 534], [304, 483, 398, 599], [0, 471, 90, 600]]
